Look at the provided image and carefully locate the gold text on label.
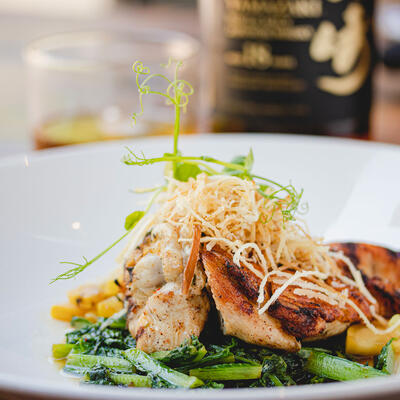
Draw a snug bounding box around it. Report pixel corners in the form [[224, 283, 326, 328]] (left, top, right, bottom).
[[224, 12, 314, 41], [224, 42, 297, 71], [224, 0, 323, 18], [310, 2, 370, 96]]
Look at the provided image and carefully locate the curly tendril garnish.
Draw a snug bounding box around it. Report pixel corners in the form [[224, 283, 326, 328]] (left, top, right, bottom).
[[132, 59, 194, 157]]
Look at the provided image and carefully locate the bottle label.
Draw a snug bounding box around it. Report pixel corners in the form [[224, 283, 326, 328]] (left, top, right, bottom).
[[213, 0, 374, 135]]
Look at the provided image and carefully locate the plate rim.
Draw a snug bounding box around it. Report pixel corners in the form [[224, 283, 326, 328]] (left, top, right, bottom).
[[1, 370, 400, 400], [1, 133, 399, 169]]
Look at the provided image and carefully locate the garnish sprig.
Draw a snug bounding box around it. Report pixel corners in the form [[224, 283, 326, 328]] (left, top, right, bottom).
[[122, 147, 303, 223], [52, 59, 304, 283], [132, 59, 193, 175]]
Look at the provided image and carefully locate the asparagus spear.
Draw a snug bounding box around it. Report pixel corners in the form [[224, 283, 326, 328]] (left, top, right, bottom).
[[65, 354, 134, 374], [300, 349, 388, 381], [189, 363, 262, 381], [123, 348, 204, 388]]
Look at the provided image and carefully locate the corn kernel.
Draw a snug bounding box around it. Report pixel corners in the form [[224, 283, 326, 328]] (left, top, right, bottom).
[[68, 284, 105, 310], [51, 303, 84, 322], [389, 314, 400, 327], [102, 279, 122, 297], [346, 323, 400, 356], [96, 296, 123, 318]]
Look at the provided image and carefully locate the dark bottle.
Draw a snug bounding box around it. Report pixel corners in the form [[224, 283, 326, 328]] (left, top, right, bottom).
[[200, 0, 375, 138]]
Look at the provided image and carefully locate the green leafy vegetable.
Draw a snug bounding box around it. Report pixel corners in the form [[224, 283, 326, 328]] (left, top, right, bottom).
[[190, 363, 262, 381], [376, 339, 396, 374], [123, 348, 204, 388], [201, 381, 225, 389], [84, 366, 115, 385], [177, 345, 235, 372], [65, 354, 134, 374], [108, 372, 151, 387], [55, 322, 392, 390], [300, 348, 388, 381], [83, 367, 151, 387], [65, 314, 135, 356], [151, 336, 207, 367], [99, 309, 126, 330]]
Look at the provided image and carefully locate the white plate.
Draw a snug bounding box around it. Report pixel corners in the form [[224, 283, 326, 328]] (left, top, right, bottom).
[[0, 134, 399, 400]]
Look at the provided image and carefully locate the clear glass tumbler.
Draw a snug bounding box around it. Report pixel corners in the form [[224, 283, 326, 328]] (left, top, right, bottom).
[[24, 29, 200, 149]]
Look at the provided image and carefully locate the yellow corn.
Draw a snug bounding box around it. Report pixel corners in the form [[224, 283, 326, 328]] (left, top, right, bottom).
[[346, 315, 400, 356], [102, 269, 124, 297], [68, 284, 105, 310], [96, 296, 123, 318], [102, 279, 122, 297], [51, 303, 84, 322]]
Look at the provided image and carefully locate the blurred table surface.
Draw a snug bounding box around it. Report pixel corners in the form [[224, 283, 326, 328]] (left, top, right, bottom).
[[0, 1, 399, 155]]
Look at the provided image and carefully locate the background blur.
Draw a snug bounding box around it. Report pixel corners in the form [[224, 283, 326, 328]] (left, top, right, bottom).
[[0, 0, 399, 155]]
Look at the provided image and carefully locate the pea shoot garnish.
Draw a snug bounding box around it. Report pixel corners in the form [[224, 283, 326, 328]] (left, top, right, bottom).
[[52, 59, 303, 283]]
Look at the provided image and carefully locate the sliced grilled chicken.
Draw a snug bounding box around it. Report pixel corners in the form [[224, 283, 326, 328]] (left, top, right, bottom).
[[330, 242, 400, 318], [201, 249, 301, 351], [124, 223, 210, 353]]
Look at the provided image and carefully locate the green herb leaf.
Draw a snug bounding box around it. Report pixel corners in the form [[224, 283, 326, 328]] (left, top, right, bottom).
[[222, 155, 247, 177], [174, 163, 202, 182], [244, 148, 254, 172], [124, 211, 145, 231]]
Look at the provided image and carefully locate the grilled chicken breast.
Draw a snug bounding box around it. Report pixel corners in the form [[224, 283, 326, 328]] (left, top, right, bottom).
[[125, 226, 399, 353], [201, 250, 301, 351], [267, 276, 371, 340], [124, 223, 210, 353], [330, 242, 400, 318], [201, 248, 378, 347]]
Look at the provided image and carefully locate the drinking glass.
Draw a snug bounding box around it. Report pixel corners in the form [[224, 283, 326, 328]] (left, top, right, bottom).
[[24, 29, 200, 149]]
